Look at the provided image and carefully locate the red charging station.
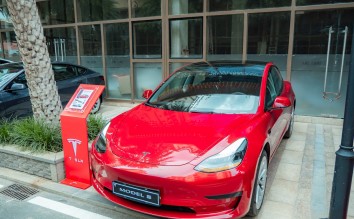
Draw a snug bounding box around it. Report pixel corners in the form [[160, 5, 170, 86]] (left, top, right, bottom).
[[60, 84, 105, 189]]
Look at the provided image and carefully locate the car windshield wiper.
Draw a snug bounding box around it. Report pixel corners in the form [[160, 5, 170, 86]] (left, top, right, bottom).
[[145, 102, 165, 109], [189, 110, 216, 114]]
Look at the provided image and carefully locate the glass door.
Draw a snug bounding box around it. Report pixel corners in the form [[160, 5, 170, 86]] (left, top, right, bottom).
[[323, 25, 348, 101], [291, 9, 353, 118]]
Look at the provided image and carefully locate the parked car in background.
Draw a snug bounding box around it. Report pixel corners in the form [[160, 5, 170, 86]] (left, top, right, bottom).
[[90, 61, 296, 218], [0, 58, 14, 65], [0, 62, 104, 119]]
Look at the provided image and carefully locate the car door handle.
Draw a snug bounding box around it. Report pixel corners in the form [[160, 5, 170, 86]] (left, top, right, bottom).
[[268, 129, 272, 134]]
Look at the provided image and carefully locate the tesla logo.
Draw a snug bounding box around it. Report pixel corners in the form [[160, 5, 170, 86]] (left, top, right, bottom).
[[67, 138, 83, 163]]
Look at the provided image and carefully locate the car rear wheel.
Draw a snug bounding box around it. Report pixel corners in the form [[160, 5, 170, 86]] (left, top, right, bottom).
[[248, 150, 268, 217], [91, 97, 102, 114]]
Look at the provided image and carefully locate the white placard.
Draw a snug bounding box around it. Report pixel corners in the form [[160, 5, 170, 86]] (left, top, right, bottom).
[[69, 89, 94, 110]]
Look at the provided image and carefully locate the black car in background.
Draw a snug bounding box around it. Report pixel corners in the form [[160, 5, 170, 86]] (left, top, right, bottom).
[[0, 62, 104, 119]]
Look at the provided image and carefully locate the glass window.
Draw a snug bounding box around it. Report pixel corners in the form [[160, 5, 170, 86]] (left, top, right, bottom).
[[208, 0, 291, 11], [77, 0, 128, 22], [169, 0, 203, 15], [1, 32, 20, 61], [37, 0, 74, 25], [0, 7, 13, 29], [105, 23, 131, 99], [297, 0, 354, 5], [134, 63, 163, 99], [270, 67, 283, 95], [207, 15, 243, 61], [170, 18, 203, 59], [133, 20, 162, 59], [247, 12, 290, 77], [44, 27, 77, 64], [293, 10, 353, 55], [169, 62, 189, 74], [131, 0, 161, 18], [265, 74, 277, 108], [78, 25, 103, 74]]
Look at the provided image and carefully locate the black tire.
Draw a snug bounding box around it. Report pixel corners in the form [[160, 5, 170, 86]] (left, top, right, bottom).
[[284, 108, 294, 138], [90, 96, 102, 114], [248, 150, 268, 217]]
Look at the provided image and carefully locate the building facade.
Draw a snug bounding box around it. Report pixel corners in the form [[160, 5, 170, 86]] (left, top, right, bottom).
[[0, 0, 353, 118]]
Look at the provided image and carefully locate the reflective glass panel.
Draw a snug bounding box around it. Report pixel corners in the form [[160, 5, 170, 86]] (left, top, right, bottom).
[[169, 62, 189, 74], [78, 25, 103, 74], [208, 0, 291, 11], [37, 0, 74, 25], [134, 63, 163, 99], [169, 0, 203, 15], [207, 15, 243, 61], [77, 0, 128, 22], [297, 0, 354, 5], [170, 18, 203, 59], [44, 27, 77, 64], [131, 0, 161, 18], [247, 12, 290, 76], [291, 9, 353, 117], [133, 20, 162, 59], [1, 32, 20, 61], [105, 23, 131, 99], [0, 7, 12, 29]]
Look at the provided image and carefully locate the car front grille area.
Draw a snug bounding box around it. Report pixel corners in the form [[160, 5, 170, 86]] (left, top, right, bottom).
[[104, 187, 196, 214]]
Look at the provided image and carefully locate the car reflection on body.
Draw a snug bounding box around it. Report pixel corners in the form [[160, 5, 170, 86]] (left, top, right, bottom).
[[90, 61, 296, 219], [0, 62, 104, 119]]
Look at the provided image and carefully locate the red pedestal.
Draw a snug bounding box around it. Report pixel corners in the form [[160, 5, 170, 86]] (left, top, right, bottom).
[[60, 84, 105, 189]]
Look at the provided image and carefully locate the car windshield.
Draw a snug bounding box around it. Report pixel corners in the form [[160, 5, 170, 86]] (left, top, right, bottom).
[[147, 64, 263, 114], [0, 65, 23, 88]]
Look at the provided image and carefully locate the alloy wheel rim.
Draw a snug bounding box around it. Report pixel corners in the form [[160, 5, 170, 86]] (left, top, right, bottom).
[[92, 98, 101, 113], [255, 156, 267, 209]]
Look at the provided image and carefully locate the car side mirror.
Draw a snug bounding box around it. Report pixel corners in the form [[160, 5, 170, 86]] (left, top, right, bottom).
[[272, 96, 291, 109], [142, 89, 153, 99], [9, 83, 26, 91]]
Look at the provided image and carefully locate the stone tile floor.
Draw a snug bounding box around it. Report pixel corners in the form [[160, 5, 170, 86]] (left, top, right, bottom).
[[99, 101, 354, 219]]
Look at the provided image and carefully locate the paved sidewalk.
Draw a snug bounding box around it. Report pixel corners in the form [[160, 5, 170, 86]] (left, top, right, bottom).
[[1, 100, 353, 219]]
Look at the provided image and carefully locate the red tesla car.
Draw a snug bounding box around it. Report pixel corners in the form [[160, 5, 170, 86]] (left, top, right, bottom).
[[90, 61, 295, 218]]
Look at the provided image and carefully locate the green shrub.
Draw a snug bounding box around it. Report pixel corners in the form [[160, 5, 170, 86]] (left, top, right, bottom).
[[87, 114, 107, 141], [0, 115, 107, 153], [0, 119, 13, 144], [9, 118, 62, 153]]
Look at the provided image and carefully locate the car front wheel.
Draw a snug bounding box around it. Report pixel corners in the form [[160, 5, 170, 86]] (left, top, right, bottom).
[[248, 150, 268, 217]]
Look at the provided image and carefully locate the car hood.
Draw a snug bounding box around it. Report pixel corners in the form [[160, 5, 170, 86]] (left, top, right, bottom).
[[109, 104, 256, 166]]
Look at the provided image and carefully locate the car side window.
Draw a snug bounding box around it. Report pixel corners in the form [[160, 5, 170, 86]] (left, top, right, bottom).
[[52, 64, 78, 81], [265, 72, 277, 109], [270, 67, 283, 96], [13, 73, 27, 85]]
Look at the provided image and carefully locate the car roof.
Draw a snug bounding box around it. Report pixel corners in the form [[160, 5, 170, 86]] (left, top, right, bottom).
[[178, 61, 270, 77]]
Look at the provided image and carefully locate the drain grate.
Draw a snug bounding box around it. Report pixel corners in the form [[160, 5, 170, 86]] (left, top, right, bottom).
[[0, 184, 39, 200]]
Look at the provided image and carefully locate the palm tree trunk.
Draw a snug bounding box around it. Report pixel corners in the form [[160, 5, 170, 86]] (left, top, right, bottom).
[[5, 0, 62, 123]]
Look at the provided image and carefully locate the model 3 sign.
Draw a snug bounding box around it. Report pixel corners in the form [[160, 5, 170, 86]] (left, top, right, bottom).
[[112, 181, 160, 206], [67, 138, 84, 163]]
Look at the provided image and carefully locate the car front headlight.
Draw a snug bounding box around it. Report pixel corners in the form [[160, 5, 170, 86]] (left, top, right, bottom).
[[194, 138, 247, 173], [95, 122, 110, 153]]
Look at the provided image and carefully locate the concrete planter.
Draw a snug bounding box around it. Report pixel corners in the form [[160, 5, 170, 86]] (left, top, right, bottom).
[[0, 145, 64, 182]]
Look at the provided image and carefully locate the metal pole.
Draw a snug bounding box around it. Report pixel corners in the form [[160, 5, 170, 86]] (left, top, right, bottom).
[[329, 25, 354, 219]]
